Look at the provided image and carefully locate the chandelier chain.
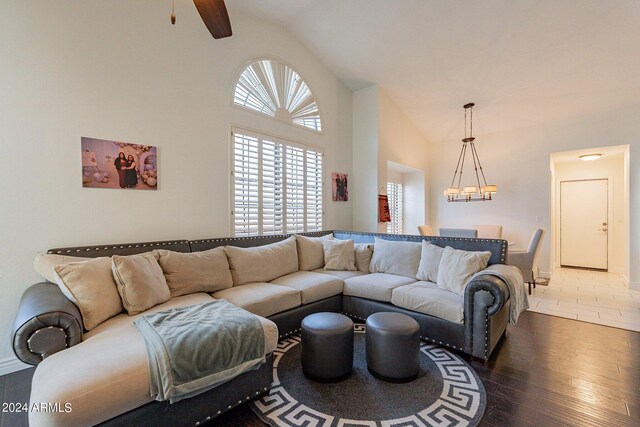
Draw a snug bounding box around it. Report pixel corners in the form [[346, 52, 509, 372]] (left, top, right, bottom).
[[470, 142, 489, 186], [450, 141, 465, 188]]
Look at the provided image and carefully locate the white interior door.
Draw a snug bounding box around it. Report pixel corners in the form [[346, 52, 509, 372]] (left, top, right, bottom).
[[560, 179, 608, 270]]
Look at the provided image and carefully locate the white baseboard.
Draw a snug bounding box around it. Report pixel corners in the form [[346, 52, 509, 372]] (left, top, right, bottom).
[[0, 356, 30, 376]]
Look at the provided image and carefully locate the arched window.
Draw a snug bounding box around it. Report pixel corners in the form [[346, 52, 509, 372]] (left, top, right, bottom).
[[233, 58, 322, 132]]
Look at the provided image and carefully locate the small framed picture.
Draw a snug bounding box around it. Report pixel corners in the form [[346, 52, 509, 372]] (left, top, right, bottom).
[[81, 137, 158, 190], [332, 173, 348, 201]]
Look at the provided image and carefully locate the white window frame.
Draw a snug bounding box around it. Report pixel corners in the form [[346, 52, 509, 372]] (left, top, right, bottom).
[[230, 127, 324, 236], [386, 181, 403, 234]]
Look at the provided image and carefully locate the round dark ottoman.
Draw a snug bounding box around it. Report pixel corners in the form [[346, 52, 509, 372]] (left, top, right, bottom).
[[301, 312, 354, 382], [366, 312, 420, 383]]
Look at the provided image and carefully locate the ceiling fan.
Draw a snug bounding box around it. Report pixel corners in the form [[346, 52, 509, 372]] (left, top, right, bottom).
[[171, 0, 233, 39]]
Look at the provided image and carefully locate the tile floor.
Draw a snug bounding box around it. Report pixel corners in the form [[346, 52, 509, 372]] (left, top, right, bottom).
[[527, 268, 640, 332]]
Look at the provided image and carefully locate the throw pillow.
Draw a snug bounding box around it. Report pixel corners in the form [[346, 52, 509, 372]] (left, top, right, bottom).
[[34, 253, 90, 283], [155, 247, 233, 297], [111, 252, 171, 315], [436, 246, 492, 296], [416, 241, 445, 282], [53, 257, 124, 330], [224, 236, 298, 285], [323, 239, 356, 271], [296, 234, 334, 271], [354, 243, 374, 272], [369, 238, 422, 278]]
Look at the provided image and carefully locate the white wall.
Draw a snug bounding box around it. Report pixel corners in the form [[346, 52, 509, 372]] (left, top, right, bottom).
[[351, 86, 379, 232], [352, 86, 430, 233], [0, 1, 353, 368], [552, 155, 626, 273], [430, 106, 639, 281], [378, 89, 431, 233], [403, 171, 426, 236], [387, 161, 425, 236]]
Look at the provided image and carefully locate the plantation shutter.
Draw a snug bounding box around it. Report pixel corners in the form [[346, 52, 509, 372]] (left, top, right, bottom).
[[386, 182, 403, 234], [305, 150, 323, 231], [285, 146, 305, 233], [262, 139, 284, 235], [233, 133, 260, 236], [232, 128, 323, 236]]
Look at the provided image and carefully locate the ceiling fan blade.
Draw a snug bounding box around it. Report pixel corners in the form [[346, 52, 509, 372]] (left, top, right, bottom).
[[193, 0, 232, 39]]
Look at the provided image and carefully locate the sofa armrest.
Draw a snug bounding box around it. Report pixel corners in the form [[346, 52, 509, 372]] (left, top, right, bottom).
[[463, 274, 510, 359], [12, 282, 83, 365], [464, 274, 510, 315]]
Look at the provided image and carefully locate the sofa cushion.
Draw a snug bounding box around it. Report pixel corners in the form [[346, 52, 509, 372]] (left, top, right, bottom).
[[111, 252, 171, 315], [53, 257, 124, 330], [270, 271, 343, 304], [369, 238, 422, 279], [416, 241, 445, 283], [391, 281, 464, 323], [323, 239, 356, 271], [313, 269, 367, 280], [29, 293, 278, 427], [354, 243, 373, 273], [437, 246, 492, 295], [155, 247, 233, 297], [213, 283, 301, 318], [34, 253, 90, 283], [224, 236, 298, 285], [343, 273, 417, 302], [296, 234, 333, 271]]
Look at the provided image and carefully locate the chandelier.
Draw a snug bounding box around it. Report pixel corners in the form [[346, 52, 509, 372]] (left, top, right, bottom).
[[444, 103, 497, 202]]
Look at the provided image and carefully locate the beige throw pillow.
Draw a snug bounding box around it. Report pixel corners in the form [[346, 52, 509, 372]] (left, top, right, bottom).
[[53, 257, 124, 330], [296, 234, 334, 271], [323, 239, 356, 271], [436, 246, 492, 296], [224, 236, 298, 285], [354, 243, 374, 272], [34, 253, 90, 283], [155, 247, 233, 297], [369, 238, 422, 278], [416, 241, 445, 282], [111, 252, 171, 315]]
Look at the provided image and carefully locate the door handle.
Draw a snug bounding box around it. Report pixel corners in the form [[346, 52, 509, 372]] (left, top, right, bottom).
[[598, 228, 608, 232]]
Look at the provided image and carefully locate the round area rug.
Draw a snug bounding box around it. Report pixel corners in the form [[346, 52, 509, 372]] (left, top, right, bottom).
[[250, 324, 486, 427]]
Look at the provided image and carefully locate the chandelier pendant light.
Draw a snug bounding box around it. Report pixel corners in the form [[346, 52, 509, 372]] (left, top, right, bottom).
[[444, 103, 497, 202]]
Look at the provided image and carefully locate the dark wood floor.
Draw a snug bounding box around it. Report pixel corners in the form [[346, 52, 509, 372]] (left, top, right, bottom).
[[2, 311, 639, 426]]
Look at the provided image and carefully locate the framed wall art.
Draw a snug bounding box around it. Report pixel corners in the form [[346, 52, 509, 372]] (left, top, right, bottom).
[[332, 172, 348, 201], [81, 137, 158, 190]]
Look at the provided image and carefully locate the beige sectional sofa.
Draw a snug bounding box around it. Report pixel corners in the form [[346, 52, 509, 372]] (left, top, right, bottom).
[[12, 230, 512, 426]]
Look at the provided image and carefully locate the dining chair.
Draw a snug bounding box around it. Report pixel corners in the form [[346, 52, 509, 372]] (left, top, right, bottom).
[[474, 225, 503, 239], [509, 229, 544, 294], [417, 225, 434, 236], [439, 228, 478, 238]]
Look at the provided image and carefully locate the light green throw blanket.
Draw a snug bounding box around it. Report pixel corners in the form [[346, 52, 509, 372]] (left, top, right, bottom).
[[134, 299, 265, 403]]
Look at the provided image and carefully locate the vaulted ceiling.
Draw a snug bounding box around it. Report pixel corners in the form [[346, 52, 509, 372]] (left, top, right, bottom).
[[228, 0, 640, 142]]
